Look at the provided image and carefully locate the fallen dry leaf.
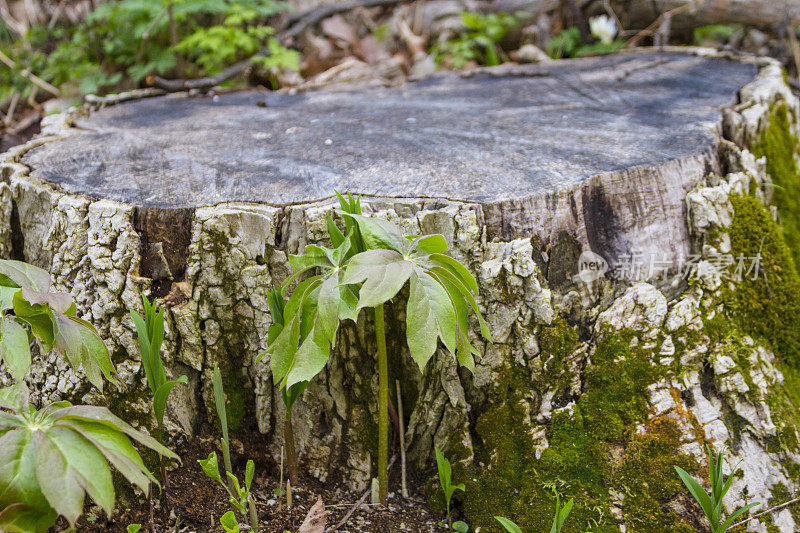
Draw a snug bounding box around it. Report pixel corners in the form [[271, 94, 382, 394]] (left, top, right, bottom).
[[297, 496, 327, 533]]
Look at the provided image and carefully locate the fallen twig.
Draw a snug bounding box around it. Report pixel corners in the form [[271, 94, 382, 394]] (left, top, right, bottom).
[[396, 379, 408, 499], [0, 51, 60, 96], [6, 112, 41, 135], [326, 455, 396, 532], [149, 0, 410, 92], [623, 3, 694, 49], [728, 495, 800, 530]]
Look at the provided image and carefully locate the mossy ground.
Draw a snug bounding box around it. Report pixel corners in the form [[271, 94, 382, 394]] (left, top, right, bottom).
[[461, 322, 696, 532]]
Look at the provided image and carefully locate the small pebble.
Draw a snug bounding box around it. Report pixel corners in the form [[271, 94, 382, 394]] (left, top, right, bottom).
[[324, 138, 333, 145]]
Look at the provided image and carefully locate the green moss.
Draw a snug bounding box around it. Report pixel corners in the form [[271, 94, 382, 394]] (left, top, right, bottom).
[[751, 104, 800, 267], [464, 328, 695, 532], [724, 194, 800, 367], [614, 417, 696, 533], [764, 360, 800, 454]]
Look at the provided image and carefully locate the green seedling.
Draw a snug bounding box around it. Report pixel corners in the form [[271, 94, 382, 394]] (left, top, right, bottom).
[[130, 294, 188, 431], [433, 12, 520, 68], [263, 191, 491, 507], [130, 292, 187, 508], [435, 447, 465, 529], [494, 517, 522, 533], [495, 491, 574, 533], [675, 445, 759, 533], [198, 365, 258, 530], [127, 525, 142, 533]]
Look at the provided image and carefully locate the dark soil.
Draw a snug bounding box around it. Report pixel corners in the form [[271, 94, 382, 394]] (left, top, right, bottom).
[[71, 426, 443, 532]]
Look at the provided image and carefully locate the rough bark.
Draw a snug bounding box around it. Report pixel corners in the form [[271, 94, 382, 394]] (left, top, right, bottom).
[[3, 50, 800, 530]]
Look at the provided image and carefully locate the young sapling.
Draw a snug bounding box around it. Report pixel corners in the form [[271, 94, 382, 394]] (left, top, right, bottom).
[[198, 365, 259, 530], [435, 447, 466, 530], [675, 445, 759, 533]]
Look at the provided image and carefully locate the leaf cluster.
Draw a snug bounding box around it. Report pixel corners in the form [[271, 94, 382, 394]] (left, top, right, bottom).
[[674, 445, 759, 533], [433, 12, 521, 68], [0, 260, 177, 532], [261, 192, 490, 395], [0, 260, 115, 390], [1, 0, 297, 97], [546, 27, 624, 59], [0, 393, 176, 532]]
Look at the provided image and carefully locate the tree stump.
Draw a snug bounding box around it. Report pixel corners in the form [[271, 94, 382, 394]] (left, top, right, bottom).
[[3, 50, 800, 531]]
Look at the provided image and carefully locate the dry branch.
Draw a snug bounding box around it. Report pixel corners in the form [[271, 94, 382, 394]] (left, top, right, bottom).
[[617, 0, 800, 34], [0, 50, 60, 96]]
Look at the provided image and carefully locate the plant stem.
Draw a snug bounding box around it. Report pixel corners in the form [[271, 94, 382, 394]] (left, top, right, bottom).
[[284, 411, 299, 486], [248, 494, 259, 529], [375, 303, 388, 506], [221, 436, 235, 495]]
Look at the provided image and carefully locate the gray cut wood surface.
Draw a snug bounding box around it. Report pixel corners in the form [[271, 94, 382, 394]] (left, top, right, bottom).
[[22, 52, 757, 263]]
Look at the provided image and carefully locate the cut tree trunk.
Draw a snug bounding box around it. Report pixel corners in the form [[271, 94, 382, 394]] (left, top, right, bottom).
[[2, 49, 799, 531]]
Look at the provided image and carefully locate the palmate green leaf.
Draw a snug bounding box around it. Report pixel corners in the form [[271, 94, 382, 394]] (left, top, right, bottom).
[[32, 429, 87, 525], [341, 249, 413, 309], [285, 322, 328, 389], [429, 265, 491, 342], [50, 405, 178, 461], [41, 426, 115, 516], [0, 502, 56, 533], [495, 517, 523, 533], [406, 269, 457, 370], [59, 419, 156, 495], [0, 429, 52, 524], [54, 313, 116, 390], [0, 317, 31, 381], [4, 268, 116, 391], [430, 270, 475, 371], [340, 213, 406, 253]]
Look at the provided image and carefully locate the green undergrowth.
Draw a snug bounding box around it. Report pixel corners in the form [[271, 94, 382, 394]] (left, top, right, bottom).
[[463, 322, 696, 532]]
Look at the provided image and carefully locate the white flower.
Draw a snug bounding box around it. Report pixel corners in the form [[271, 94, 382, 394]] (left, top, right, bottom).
[[589, 14, 618, 44]]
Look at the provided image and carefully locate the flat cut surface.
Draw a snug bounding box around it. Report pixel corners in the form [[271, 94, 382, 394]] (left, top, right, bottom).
[[23, 52, 757, 208]]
